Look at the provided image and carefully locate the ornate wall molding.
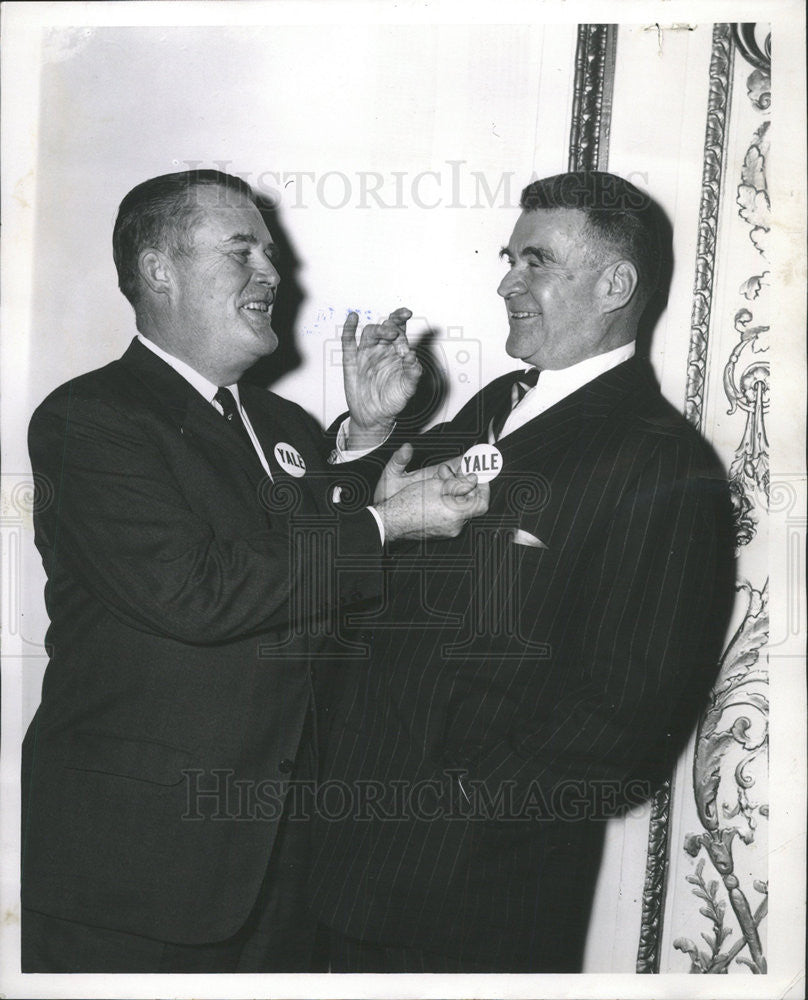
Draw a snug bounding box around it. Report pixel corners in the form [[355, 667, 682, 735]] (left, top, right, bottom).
[[671, 25, 772, 974], [684, 23, 735, 431], [726, 25, 771, 546], [636, 781, 672, 972], [568, 24, 617, 171], [665, 20, 770, 975], [636, 24, 768, 972], [639, 22, 741, 973], [675, 580, 769, 973]]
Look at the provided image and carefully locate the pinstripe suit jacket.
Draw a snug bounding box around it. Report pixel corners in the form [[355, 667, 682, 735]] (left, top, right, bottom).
[[310, 356, 734, 971]]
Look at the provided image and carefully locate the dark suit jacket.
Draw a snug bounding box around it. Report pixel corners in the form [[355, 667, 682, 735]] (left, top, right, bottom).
[[310, 357, 734, 971], [22, 337, 381, 944]]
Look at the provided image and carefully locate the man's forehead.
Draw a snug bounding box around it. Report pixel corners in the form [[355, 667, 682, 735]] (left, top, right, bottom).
[[190, 187, 269, 241], [509, 207, 587, 249]]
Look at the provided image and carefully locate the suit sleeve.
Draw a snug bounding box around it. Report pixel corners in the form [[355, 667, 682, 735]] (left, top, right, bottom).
[[462, 436, 732, 804], [29, 391, 381, 645]]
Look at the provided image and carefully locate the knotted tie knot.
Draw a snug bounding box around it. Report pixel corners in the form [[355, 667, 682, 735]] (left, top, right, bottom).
[[515, 367, 539, 399], [490, 367, 539, 440], [214, 386, 240, 422]]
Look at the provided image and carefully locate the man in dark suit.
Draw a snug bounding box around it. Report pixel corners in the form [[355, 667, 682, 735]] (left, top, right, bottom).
[[310, 171, 735, 972], [21, 169, 488, 972]]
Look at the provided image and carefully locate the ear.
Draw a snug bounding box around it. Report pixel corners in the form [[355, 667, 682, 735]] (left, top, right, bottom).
[[599, 260, 639, 314], [138, 249, 173, 296]]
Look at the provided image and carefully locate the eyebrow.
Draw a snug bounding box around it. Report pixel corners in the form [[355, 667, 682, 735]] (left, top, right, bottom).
[[221, 233, 279, 258], [222, 232, 263, 245], [499, 245, 559, 264]]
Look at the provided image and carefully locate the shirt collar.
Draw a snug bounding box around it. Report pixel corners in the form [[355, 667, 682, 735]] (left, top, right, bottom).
[[498, 341, 636, 441], [136, 334, 240, 407], [537, 341, 636, 397]]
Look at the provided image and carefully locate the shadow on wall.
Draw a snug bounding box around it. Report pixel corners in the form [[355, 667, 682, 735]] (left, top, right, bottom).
[[636, 197, 675, 362], [243, 197, 306, 388], [244, 194, 450, 435], [398, 328, 448, 435]]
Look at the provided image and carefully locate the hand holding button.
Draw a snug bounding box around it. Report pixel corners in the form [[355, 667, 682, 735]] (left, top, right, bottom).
[[375, 449, 489, 542]]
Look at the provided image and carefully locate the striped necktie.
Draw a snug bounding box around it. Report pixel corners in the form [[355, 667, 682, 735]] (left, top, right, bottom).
[[489, 368, 539, 441]]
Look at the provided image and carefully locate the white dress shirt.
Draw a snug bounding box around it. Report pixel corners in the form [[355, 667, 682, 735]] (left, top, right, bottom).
[[137, 334, 272, 477], [498, 341, 636, 441], [332, 418, 394, 462]]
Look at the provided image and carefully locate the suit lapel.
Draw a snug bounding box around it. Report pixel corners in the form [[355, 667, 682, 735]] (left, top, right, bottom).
[[485, 357, 650, 535], [238, 384, 314, 484], [187, 392, 269, 481], [496, 391, 583, 467], [118, 338, 269, 484], [495, 356, 647, 461]]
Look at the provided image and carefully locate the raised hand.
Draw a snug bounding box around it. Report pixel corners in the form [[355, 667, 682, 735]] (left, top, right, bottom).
[[342, 308, 422, 450], [374, 445, 490, 542]]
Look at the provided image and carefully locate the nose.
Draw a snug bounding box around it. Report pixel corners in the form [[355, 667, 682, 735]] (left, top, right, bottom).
[[253, 254, 280, 289], [497, 267, 524, 298]]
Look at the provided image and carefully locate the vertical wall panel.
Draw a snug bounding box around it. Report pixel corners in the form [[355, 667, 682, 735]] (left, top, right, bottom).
[[583, 23, 715, 971], [585, 21, 778, 975], [659, 24, 771, 973]]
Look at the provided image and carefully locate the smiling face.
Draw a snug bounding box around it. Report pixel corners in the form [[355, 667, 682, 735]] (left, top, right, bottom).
[[161, 186, 281, 383], [498, 208, 618, 370]]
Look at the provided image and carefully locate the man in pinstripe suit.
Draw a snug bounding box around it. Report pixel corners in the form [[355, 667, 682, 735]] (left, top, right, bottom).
[[310, 172, 734, 972]]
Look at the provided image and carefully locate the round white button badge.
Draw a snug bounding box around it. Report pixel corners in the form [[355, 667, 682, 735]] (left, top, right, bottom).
[[459, 444, 503, 483], [273, 442, 307, 477]]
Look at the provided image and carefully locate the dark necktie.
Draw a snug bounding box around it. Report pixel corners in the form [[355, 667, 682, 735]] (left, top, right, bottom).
[[214, 386, 265, 472], [490, 367, 539, 441]]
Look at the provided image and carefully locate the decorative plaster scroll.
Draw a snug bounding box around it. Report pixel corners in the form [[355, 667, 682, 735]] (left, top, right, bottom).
[[724, 309, 770, 546], [671, 25, 771, 974], [684, 23, 735, 431], [675, 580, 769, 973], [732, 23, 772, 73], [726, 33, 770, 546], [568, 24, 617, 172], [737, 120, 770, 258]]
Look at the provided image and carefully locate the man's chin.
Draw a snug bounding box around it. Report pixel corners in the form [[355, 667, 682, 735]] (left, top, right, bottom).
[[243, 316, 278, 355], [505, 334, 528, 362]]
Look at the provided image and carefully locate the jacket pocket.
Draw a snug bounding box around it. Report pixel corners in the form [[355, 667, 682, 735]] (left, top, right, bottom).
[[64, 730, 197, 786]]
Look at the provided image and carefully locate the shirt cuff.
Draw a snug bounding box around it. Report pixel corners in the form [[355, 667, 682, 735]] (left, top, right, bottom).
[[329, 417, 394, 463], [365, 505, 385, 545]]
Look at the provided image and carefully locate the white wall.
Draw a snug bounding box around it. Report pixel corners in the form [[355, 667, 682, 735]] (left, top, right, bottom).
[[28, 22, 577, 422], [9, 16, 577, 731]]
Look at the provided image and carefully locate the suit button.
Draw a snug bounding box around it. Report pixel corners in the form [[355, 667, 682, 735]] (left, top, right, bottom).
[[279, 758, 295, 774]]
